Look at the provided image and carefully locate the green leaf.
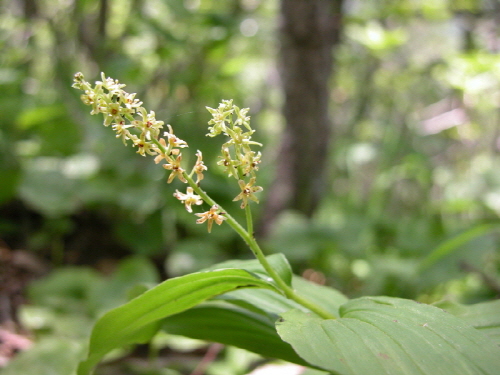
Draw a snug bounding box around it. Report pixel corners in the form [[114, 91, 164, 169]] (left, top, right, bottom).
[[220, 275, 348, 318], [162, 302, 309, 366], [206, 253, 293, 286], [77, 269, 278, 375], [434, 299, 500, 346], [292, 276, 348, 317], [276, 296, 500, 375], [218, 288, 303, 317]]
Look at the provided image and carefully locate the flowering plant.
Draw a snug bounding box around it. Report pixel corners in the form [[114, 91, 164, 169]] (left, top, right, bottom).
[[73, 73, 500, 375]]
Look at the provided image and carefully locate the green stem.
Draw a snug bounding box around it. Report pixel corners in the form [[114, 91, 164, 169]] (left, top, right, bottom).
[[151, 138, 335, 319], [82, 78, 335, 317], [245, 233, 336, 319], [183, 173, 336, 320], [245, 205, 254, 237]]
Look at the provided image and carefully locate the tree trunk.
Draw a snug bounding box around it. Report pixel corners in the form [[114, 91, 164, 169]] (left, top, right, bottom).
[[259, 0, 343, 235]]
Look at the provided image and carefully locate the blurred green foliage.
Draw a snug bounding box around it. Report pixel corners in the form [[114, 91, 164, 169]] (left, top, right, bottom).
[[0, 0, 500, 374], [3, 256, 160, 375], [0, 0, 278, 266], [0, 0, 500, 297], [262, 0, 500, 302], [2, 4, 500, 371]]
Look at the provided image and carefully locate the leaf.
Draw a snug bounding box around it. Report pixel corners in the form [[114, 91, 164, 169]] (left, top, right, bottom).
[[218, 288, 303, 316], [205, 253, 293, 286], [292, 276, 348, 317], [160, 275, 346, 367], [434, 299, 500, 346], [77, 269, 278, 375], [162, 302, 309, 366], [207, 255, 348, 316], [220, 276, 348, 318], [276, 296, 500, 375]]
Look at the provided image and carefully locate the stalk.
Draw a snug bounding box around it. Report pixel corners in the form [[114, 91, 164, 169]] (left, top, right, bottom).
[[183, 173, 336, 320], [73, 74, 336, 320]]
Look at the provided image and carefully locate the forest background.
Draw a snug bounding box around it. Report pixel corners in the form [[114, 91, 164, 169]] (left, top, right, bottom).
[[1, 0, 500, 374]]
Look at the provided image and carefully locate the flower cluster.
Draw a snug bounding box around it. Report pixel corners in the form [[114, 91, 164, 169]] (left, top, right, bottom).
[[73, 72, 205, 185], [73, 73, 260, 232], [73, 73, 217, 228], [206, 100, 263, 209]]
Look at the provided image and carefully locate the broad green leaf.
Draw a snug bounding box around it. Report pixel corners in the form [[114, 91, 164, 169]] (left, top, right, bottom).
[[434, 299, 500, 346], [220, 276, 348, 318], [205, 253, 293, 286], [162, 302, 309, 366], [218, 288, 303, 317], [276, 296, 500, 375], [301, 369, 331, 375], [78, 269, 278, 375], [292, 276, 348, 317]]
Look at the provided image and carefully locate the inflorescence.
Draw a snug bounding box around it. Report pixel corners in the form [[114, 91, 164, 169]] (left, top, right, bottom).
[[72, 72, 263, 232]]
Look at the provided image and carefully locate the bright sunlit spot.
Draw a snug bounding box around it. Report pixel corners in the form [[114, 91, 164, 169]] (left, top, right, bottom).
[[240, 18, 259, 37]]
